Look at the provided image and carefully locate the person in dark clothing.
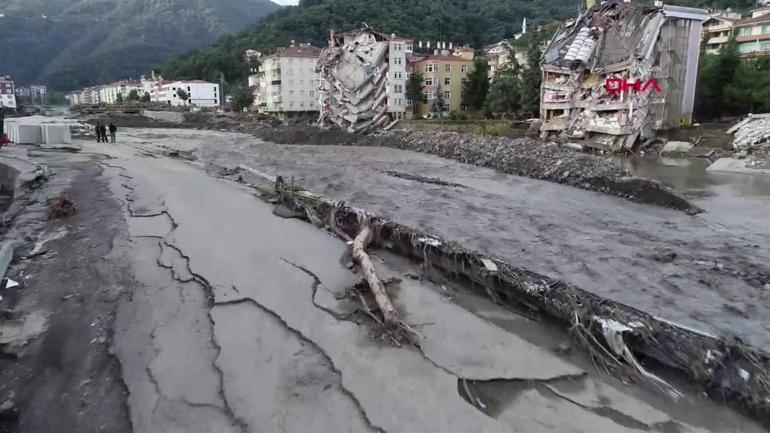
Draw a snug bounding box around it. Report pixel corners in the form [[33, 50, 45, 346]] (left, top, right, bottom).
[[99, 123, 108, 143], [109, 123, 117, 143], [95, 122, 103, 143]]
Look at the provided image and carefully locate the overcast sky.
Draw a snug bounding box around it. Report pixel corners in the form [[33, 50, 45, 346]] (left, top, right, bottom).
[[273, 0, 300, 5]]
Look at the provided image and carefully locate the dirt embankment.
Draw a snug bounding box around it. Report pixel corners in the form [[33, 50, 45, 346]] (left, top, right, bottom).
[[185, 113, 701, 214]]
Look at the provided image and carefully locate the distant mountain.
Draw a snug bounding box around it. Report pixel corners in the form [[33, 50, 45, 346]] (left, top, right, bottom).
[[0, 0, 282, 90]]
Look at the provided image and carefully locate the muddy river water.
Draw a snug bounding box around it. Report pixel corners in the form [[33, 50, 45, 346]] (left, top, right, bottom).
[[125, 129, 770, 350]]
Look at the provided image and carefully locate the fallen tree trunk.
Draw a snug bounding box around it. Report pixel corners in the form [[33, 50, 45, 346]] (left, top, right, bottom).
[[352, 217, 399, 327]]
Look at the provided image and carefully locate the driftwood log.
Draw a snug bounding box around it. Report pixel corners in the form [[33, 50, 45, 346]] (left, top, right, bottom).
[[352, 218, 399, 327]]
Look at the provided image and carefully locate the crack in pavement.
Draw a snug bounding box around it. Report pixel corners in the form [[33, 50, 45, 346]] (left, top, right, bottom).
[[104, 161, 248, 433], [213, 296, 385, 433]]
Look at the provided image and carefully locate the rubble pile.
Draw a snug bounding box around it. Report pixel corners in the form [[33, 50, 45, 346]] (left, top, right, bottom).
[[316, 30, 399, 133], [728, 113, 770, 154], [540, 1, 707, 151]]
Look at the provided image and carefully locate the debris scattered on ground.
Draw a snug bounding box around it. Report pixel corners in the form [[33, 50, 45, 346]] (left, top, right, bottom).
[[47, 193, 77, 219], [728, 113, 770, 151]]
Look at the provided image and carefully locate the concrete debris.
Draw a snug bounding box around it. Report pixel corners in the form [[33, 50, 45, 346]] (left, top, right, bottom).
[[727, 113, 770, 150], [2, 116, 77, 145], [316, 29, 406, 133], [540, 1, 707, 152], [0, 243, 14, 281], [660, 141, 694, 155]]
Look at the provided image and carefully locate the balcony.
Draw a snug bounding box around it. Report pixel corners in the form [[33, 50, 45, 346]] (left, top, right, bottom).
[[707, 36, 729, 45]]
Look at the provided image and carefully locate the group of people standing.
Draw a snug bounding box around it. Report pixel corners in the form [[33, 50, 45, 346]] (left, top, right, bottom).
[[95, 122, 118, 143]]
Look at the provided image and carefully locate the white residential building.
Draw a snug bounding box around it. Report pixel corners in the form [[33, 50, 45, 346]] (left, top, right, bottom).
[[387, 36, 409, 115], [0, 77, 17, 109], [100, 80, 144, 104], [154, 80, 220, 107], [256, 43, 321, 115]]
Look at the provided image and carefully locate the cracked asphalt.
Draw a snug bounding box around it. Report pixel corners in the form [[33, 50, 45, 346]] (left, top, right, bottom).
[[1, 126, 765, 432]]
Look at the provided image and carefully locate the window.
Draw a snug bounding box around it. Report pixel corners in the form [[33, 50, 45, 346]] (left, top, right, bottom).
[[394, 71, 402, 79], [445, 64, 451, 72], [444, 77, 451, 86], [763, 25, 770, 34], [406, 44, 413, 52], [461, 65, 468, 73], [738, 27, 752, 36], [424, 78, 435, 86], [425, 64, 436, 73], [443, 91, 450, 99], [300, 102, 305, 108], [289, 90, 295, 95], [406, 99, 413, 108], [290, 102, 295, 107], [397, 98, 402, 106], [394, 84, 403, 93], [426, 91, 435, 100], [394, 57, 402, 65], [310, 101, 315, 107], [310, 91, 314, 97]]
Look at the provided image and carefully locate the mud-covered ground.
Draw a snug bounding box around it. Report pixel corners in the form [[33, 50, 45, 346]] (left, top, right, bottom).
[[0, 151, 131, 433], [0, 125, 766, 432], [122, 128, 770, 351]]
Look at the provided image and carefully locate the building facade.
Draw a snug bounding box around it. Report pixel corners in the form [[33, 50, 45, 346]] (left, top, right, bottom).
[[540, 1, 707, 152], [317, 29, 411, 133], [0, 77, 17, 110], [100, 80, 143, 104], [155, 80, 219, 107], [702, 12, 740, 54], [30, 85, 47, 104], [735, 6, 770, 57], [256, 44, 320, 115], [484, 41, 528, 80], [410, 54, 474, 117]]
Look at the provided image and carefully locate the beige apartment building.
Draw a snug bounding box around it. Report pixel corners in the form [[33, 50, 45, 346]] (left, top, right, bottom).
[[257, 44, 321, 116]]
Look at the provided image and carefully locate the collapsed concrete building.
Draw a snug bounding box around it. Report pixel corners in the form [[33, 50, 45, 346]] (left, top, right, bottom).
[[540, 1, 708, 151], [316, 29, 411, 133]]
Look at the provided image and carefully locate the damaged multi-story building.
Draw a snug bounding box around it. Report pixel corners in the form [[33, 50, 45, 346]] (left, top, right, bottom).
[[316, 28, 411, 133], [539, 0, 708, 151]]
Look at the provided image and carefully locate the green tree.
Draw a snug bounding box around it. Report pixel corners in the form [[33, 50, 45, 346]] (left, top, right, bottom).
[[486, 49, 521, 116], [406, 72, 427, 115], [695, 38, 740, 120], [43, 91, 68, 105], [177, 89, 189, 103], [141, 92, 152, 103], [725, 56, 770, 114], [432, 83, 446, 116], [232, 86, 255, 112], [462, 60, 490, 112], [116, 93, 124, 104], [127, 89, 140, 101], [518, 40, 542, 118]]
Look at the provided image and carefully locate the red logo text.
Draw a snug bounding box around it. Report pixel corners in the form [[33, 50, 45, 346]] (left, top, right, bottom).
[[604, 78, 662, 94]]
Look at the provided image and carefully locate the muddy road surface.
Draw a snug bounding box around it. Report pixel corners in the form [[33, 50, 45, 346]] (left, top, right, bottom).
[[123, 128, 770, 351], [0, 124, 765, 432]]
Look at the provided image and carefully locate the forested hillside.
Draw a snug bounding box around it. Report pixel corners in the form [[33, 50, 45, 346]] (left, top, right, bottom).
[[0, 0, 281, 90], [163, 0, 757, 85]]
